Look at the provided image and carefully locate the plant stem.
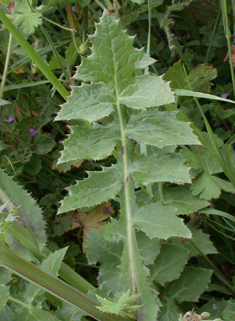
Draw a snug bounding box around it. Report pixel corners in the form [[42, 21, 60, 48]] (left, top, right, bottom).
[[40, 25, 70, 83], [116, 103, 137, 292], [0, 32, 12, 99], [43, 16, 75, 32], [94, 0, 106, 10], [65, 3, 76, 30], [8, 296, 30, 308], [220, 0, 235, 94]]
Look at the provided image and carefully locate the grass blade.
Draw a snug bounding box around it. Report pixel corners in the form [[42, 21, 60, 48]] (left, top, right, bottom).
[[0, 8, 69, 100]]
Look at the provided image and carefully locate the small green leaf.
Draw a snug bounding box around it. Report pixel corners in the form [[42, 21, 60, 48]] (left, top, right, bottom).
[[158, 299, 182, 321], [137, 231, 160, 265], [14, 0, 43, 35], [154, 186, 210, 214], [16, 308, 62, 321], [56, 83, 115, 122], [0, 99, 10, 106], [191, 172, 221, 199], [59, 123, 119, 163], [119, 74, 174, 108], [86, 230, 125, 296], [15, 248, 68, 303], [150, 244, 189, 285], [134, 202, 192, 240], [58, 164, 123, 213], [164, 61, 217, 92], [176, 223, 218, 258], [0, 285, 9, 312], [96, 289, 142, 315], [56, 302, 85, 321], [0, 268, 12, 285], [0, 306, 14, 321], [166, 266, 212, 303], [130, 153, 191, 185], [127, 110, 200, 148]]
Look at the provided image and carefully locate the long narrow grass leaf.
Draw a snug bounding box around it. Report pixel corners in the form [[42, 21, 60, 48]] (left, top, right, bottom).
[[0, 8, 69, 100]]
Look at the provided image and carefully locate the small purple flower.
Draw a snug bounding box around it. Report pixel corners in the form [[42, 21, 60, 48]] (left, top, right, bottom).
[[29, 128, 38, 136], [103, 207, 112, 214], [7, 116, 14, 123], [220, 93, 229, 99]]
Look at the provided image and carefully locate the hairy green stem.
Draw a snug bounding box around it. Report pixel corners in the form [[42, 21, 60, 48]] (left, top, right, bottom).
[[116, 101, 137, 293], [0, 32, 12, 99]]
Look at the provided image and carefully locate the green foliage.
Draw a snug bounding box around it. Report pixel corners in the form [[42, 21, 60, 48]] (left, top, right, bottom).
[[55, 11, 216, 321], [0, 168, 47, 252], [1, 0, 235, 319], [14, 0, 43, 35], [96, 290, 142, 317]]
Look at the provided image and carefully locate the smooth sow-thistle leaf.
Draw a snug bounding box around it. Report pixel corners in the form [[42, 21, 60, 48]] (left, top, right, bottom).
[[127, 110, 200, 148], [134, 202, 192, 240], [58, 164, 123, 213], [130, 153, 191, 185], [56, 10, 174, 125], [119, 75, 175, 108], [58, 123, 119, 163], [55, 83, 115, 122]]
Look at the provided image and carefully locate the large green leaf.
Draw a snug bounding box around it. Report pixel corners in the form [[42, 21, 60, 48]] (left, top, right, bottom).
[[165, 266, 212, 302], [86, 230, 125, 297], [58, 164, 123, 213], [150, 244, 189, 285], [127, 110, 200, 148], [164, 61, 217, 92], [134, 202, 192, 240]]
